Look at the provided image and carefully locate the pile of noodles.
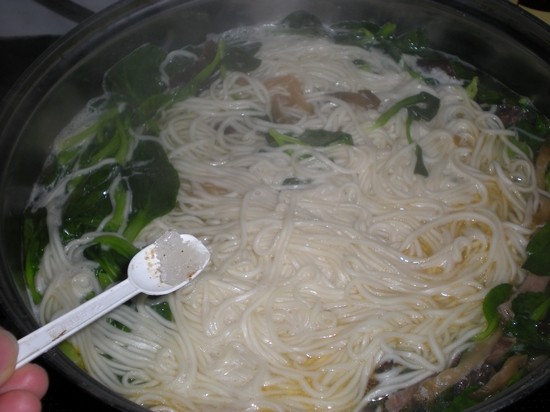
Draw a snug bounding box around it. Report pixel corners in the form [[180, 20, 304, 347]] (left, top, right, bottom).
[[34, 29, 539, 411]]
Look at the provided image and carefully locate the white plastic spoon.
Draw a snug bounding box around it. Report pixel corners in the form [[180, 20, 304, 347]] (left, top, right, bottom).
[[16, 230, 210, 369]]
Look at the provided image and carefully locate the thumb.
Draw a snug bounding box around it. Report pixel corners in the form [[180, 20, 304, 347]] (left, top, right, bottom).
[[0, 328, 18, 386]]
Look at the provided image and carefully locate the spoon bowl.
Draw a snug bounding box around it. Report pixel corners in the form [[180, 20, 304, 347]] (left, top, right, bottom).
[[15, 231, 210, 369], [128, 231, 211, 295]]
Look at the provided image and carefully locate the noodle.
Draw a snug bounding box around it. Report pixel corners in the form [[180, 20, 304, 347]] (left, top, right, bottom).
[[32, 26, 541, 411]]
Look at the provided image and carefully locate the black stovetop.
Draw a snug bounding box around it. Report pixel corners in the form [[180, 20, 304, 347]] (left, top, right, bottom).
[[1, 32, 549, 412]]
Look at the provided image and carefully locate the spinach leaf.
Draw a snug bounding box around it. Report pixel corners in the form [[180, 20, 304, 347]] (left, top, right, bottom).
[[162, 53, 196, 83], [512, 292, 550, 322], [267, 129, 303, 147], [280, 11, 325, 35], [86, 246, 129, 289], [170, 39, 226, 103], [428, 384, 481, 412], [58, 341, 86, 369], [104, 44, 167, 108], [222, 41, 262, 73], [150, 300, 174, 321], [499, 226, 550, 355], [267, 128, 353, 148], [329, 20, 426, 62], [82, 235, 138, 289], [465, 76, 479, 99], [511, 108, 550, 155], [330, 21, 384, 47], [374, 28, 427, 62], [373, 91, 440, 129], [475, 283, 513, 340], [133, 40, 227, 129], [296, 129, 353, 146], [505, 312, 550, 356], [61, 163, 122, 243], [391, 27, 428, 54], [23, 209, 49, 304], [522, 222, 550, 276], [86, 234, 139, 258], [374, 92, 439, 177], [123, 140, 180, 241], [282, 177, 313, 186], [500, 290, 550, 356], [414, 143, 429, 177], [405, 112, 429, 177], [107, 317, 132, 332]]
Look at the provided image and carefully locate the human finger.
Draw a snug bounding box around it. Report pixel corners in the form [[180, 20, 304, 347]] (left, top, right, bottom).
[[0, 364, 49, 399], [0, 390, 42, 412], [0, 329, 17, 387]]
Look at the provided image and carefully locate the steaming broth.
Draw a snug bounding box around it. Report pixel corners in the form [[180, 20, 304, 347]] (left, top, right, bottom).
[[24, 14, 550, 411]]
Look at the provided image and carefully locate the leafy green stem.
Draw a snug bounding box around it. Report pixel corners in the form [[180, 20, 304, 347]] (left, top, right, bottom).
[[373, 91, 439, 129], [475, 283, 513, 341]]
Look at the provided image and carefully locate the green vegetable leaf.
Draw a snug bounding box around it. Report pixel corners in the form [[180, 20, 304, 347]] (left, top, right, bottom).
[[329, 20, 426, 63], [353, 58, 370, 71], [267, 128, 353, 148], [441, 385, 480, 412], [58, 341, 86, 369], [377, 22, 396, 39], [475, 283, 514, 340], [296, 129, 353, 146], [373, 27, 428, 62], [86, 234, 139, 259], [104, 43, 167, 108], [511, 109, 550, 155], [133, 40, 227, 129], [392, 28, 428, 54], [23, 209, 49, 304], [377, 92, 439, 177], [373, 91, 440, 129], [162, 53, 196, 83], [61, 164, 122, 243], [414, 144, 429, 177], [522, 222, 550, 276], [122, 140, 180, 241], [512, 292, 550, 322], [132, 93, 173, 130], [465, 76, 479, 99], [84, 233, 137, 290], [267, 129, 303, 147], [222, 41, 262, 73], [150, 300, 173, 321], [171, 39, 225, 103], [86, 246, 131, 289], [280, 11, 325, 35], [107, 317, 132, 332], [505, 315, 550, 356], [330, 21, 379, 47], [404, 114, 429, 177], [282, 177, 313, 186]]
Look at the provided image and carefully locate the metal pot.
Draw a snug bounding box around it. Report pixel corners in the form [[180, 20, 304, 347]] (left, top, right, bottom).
[[1, 1, 549, 410]]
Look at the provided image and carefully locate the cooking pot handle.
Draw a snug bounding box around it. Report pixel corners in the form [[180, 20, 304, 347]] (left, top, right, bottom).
[[35, 0, 94, 23]]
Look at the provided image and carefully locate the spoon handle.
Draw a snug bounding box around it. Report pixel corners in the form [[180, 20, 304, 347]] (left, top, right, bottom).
[[16, 279, 140, 369]]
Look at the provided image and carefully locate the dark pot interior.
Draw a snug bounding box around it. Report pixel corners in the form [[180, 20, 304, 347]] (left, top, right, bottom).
[[0, 0, 549, 411]]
